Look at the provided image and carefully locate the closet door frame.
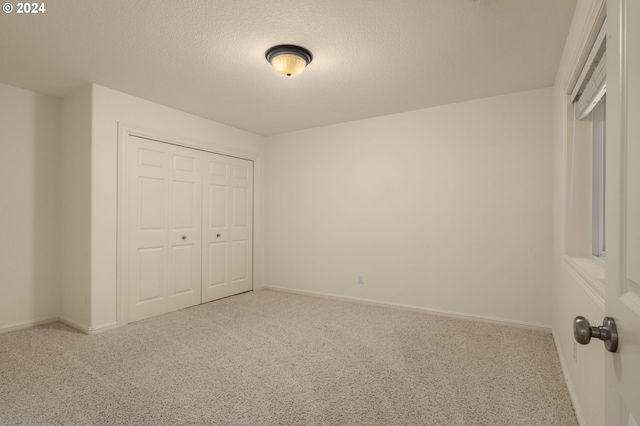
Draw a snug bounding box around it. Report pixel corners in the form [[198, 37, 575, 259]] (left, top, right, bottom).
[[116, 124, 262, 327]]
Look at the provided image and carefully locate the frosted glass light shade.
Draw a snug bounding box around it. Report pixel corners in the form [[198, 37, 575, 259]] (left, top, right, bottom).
[[271, 54, 307, 77], [265, 45, 312, 77]]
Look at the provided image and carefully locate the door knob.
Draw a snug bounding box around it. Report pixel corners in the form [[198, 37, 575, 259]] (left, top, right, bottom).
[[573, 316, 618, 352], [182, 235, 187, 240], [216, 233, 221, 238]]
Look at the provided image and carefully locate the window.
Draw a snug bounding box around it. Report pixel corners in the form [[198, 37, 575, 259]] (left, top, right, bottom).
[[591, 96, 606, 259], [568, 19, 606, 261]]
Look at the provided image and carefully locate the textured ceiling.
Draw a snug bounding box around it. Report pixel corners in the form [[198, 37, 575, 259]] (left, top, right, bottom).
[[0, 0, 576, 136]]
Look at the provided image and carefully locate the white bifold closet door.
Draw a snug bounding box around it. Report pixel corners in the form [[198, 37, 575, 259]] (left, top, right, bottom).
[[202, 155, 253, 303], [126, 135, 252, 323]]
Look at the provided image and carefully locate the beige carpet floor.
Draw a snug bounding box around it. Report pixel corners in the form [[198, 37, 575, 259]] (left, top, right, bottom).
[[0, 290, 577, 425]]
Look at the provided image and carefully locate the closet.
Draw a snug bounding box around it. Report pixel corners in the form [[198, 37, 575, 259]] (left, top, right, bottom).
[[124, 135, 253, 323]]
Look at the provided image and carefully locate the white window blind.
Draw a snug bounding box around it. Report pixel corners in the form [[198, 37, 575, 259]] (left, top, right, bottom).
[[569, 19, 607, 209], [570, 20, 607, 120], [575, 50, 606, 119], [568, 18, 607, 259]]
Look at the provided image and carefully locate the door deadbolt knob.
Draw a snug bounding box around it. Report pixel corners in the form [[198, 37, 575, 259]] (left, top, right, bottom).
[[573, 316, 618, 353], [182, 235, 186, 240]]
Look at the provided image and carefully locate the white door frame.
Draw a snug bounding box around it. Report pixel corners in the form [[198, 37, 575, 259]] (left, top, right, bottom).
[[116, 123, 263, 326], [605, 1, 640, 423], [560, 1, 640, 423]]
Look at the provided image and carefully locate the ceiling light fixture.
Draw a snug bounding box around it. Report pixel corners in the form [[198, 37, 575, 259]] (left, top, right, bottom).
[[265, 45, 313, 77]]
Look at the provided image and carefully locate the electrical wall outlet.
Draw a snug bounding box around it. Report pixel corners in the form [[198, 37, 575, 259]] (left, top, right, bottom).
[[358, 275, 364, 285]]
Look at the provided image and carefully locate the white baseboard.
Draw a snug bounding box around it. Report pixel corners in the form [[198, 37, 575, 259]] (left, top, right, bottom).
[[552, 327, 585, 426], [0, 317, 60, 334], [59, 317, 90, 334], [60, 317, 119, 335], [263, 285, 552, 333], [88, 321, 119, 334]]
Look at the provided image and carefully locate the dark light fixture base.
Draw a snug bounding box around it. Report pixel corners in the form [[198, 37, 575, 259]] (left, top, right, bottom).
[[265, 45, 313, 65]]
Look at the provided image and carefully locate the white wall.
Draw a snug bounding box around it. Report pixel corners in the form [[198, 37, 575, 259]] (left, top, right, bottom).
[[265, 88, 554, 328], [61, 85, 92, 329], [550, 1, 606, 425], [0, 83, 62, 331], [88, 84, 265, 330]]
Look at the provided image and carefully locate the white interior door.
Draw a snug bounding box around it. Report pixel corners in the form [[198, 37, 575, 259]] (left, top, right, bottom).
[[126, 136, 169, 322], [126, 136, 202, 322], [167, 145, 202, 312], [202, 153, 253, 303], [605, 1, 640, 424]]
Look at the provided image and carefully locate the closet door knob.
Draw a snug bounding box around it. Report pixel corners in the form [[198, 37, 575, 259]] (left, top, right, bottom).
[[182, 235, 187, 240], [216, 233, 221, 238]]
